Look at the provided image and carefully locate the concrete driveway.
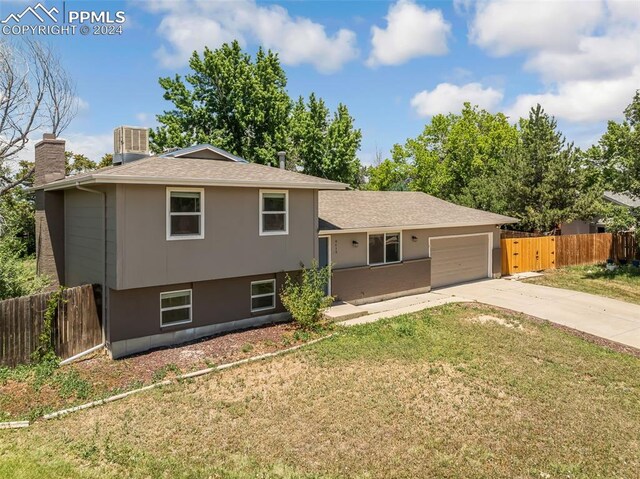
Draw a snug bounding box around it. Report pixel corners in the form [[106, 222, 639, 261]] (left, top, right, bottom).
[[434, 279, 640, 350]]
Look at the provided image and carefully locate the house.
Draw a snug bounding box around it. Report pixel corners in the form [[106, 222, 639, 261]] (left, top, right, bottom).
[[561, 191, 640, 235], [318, 191, 516, 303], [33, 128, 516, 358]]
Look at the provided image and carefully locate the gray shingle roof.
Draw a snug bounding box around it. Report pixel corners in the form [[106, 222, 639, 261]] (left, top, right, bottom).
[[158, 144, 248, 162], [318, 190, 517, 231], [41, 156, 347, 190], [604, 191, 640, 208]]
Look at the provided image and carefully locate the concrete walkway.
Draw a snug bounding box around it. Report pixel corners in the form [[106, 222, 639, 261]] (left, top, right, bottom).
[[337, 279, 640, 350]]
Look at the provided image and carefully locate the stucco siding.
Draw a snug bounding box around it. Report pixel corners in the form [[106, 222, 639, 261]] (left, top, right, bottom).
[[108, 271, 293, 343], [117, 185, 316, 289], [331, 258, 431, 303], [562, 220, 598, 235], [327, 224, 499, 300], [330, 225, 498, 270], [329, 232, 367, 269], [105, 186, 117, 288], [64, 189, 104, 287]]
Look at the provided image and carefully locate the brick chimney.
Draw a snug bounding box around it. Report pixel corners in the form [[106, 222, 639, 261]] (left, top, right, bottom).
[[34, 133, 66, 186], [35, 133, 66, 286]]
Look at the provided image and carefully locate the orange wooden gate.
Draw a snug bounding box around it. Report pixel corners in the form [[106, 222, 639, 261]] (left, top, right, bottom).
[[501, 236, 556, 275]]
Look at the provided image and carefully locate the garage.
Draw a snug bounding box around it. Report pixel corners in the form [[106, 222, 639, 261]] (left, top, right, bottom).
[[430, 234, 490, 288]]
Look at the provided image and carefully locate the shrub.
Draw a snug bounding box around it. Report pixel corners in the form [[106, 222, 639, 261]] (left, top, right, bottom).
[[280, 261, 333, 331], [0, 241, 49, 300]]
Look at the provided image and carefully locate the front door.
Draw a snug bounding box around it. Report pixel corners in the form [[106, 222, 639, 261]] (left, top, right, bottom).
[[318, 236, 331, 295]]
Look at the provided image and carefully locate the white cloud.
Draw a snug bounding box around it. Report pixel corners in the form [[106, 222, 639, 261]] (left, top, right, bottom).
[[150, 0, 358, 73], [134, 112, 155, 126], [410, 82, 503, 117], [524, 31, 640, 82], [64, 132, 113, 162], [468, 0, 604, 56], [74, 97, 90, 112], [154, 14, 240, 69], [367, 0, 450, 67], [506, 66, 640, 123], [464, 0, 640, 124]]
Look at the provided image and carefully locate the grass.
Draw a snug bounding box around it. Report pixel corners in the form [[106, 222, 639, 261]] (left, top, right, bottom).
[[0, 324, 324, 421], [525, 263, 640, 304], [1, 303, 640, 478]]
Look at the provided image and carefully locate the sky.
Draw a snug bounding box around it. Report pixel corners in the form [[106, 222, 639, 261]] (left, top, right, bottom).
[[2, 0, 640, 165]]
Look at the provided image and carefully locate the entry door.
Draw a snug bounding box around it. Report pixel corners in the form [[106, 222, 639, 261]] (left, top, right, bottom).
[[318, 236, 331, 295]]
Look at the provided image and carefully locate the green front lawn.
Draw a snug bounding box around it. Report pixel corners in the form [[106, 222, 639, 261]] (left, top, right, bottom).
[[1, 303, 640, 478], [525, 263, 640, 305]]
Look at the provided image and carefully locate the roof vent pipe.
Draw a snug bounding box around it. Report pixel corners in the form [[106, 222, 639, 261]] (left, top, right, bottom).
[[277, 151, 286, 170]]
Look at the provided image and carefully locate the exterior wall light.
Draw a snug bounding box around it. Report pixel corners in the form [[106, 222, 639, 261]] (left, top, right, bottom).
[[352, 240, 359, 247], [411, 235, 418, 242]]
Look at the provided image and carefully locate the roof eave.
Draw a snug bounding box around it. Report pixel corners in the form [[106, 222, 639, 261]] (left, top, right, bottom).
[[41, 175, 348, 191], [318, 219, 518, 234]]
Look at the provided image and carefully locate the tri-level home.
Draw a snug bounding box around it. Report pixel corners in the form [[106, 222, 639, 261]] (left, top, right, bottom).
[[34, 127, 516, 358]]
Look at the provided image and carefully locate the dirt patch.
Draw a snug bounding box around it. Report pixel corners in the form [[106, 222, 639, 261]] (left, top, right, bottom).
[[461, 302, 640, 359], [470, 314, 523, 330]]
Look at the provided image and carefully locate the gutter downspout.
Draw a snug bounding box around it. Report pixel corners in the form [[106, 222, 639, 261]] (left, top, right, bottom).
[[75, 183, 108, 351]]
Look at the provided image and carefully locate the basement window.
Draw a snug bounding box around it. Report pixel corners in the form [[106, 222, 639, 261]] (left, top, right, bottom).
[[251, 279, 276, 312], [160, 290, 192, 327], [260, 190, 288, 235], [368, 232, 401, 265], [167, 188, 204, 240]]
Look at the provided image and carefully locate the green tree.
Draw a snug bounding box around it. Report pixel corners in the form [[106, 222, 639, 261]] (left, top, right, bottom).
[[367, 146, 413, 191], [97, 153, 113, 169], [289, 94, 329, 175], [65, 152, 97, 175], [150, 41, 291, 166], [150, 42, 362, 182], [504, 105, 603, 232], [290, 94, 362, 186], [590, 90, 640, 197], [368, 103, 519, 212]]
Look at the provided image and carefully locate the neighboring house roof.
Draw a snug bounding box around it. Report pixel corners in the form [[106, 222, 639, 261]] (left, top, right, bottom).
[[158, 144, 248, 163], [318, 190, 518, 232], [40, 156, 348, 191], [604, 191, 640, 208]]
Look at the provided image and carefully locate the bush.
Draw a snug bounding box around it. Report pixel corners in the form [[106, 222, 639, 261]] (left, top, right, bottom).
[[280, 261, 333, 330], [0, 242, 49, 300]]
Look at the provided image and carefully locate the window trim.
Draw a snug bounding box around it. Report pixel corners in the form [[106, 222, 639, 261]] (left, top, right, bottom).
[[259, 189, 289, 236], [367, 231, 403, 266], [159, 289, 193, 328], [250, 279, 276, 313], [166, 187, 205, 241]]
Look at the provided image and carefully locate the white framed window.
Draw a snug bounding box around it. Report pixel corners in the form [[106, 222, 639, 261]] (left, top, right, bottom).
[[251, 279, 276, 312], [160, 289, 192, 327], [259, 190, 288, 235], [166, 187, 204, 240], [368, 232, 401, 265]]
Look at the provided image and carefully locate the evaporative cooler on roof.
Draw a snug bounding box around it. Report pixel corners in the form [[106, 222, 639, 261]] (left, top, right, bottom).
[[113, 126, 150, 164]]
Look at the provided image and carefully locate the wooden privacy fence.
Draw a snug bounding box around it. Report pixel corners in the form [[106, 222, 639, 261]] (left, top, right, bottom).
[[502, 236, 557, 275], [555, 233, 613, 267], [0, 284, 102, 367], [502, 232, 639, 275]]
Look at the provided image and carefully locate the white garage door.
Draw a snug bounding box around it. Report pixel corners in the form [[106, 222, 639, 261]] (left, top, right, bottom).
[[430, 234, 490, 288]]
